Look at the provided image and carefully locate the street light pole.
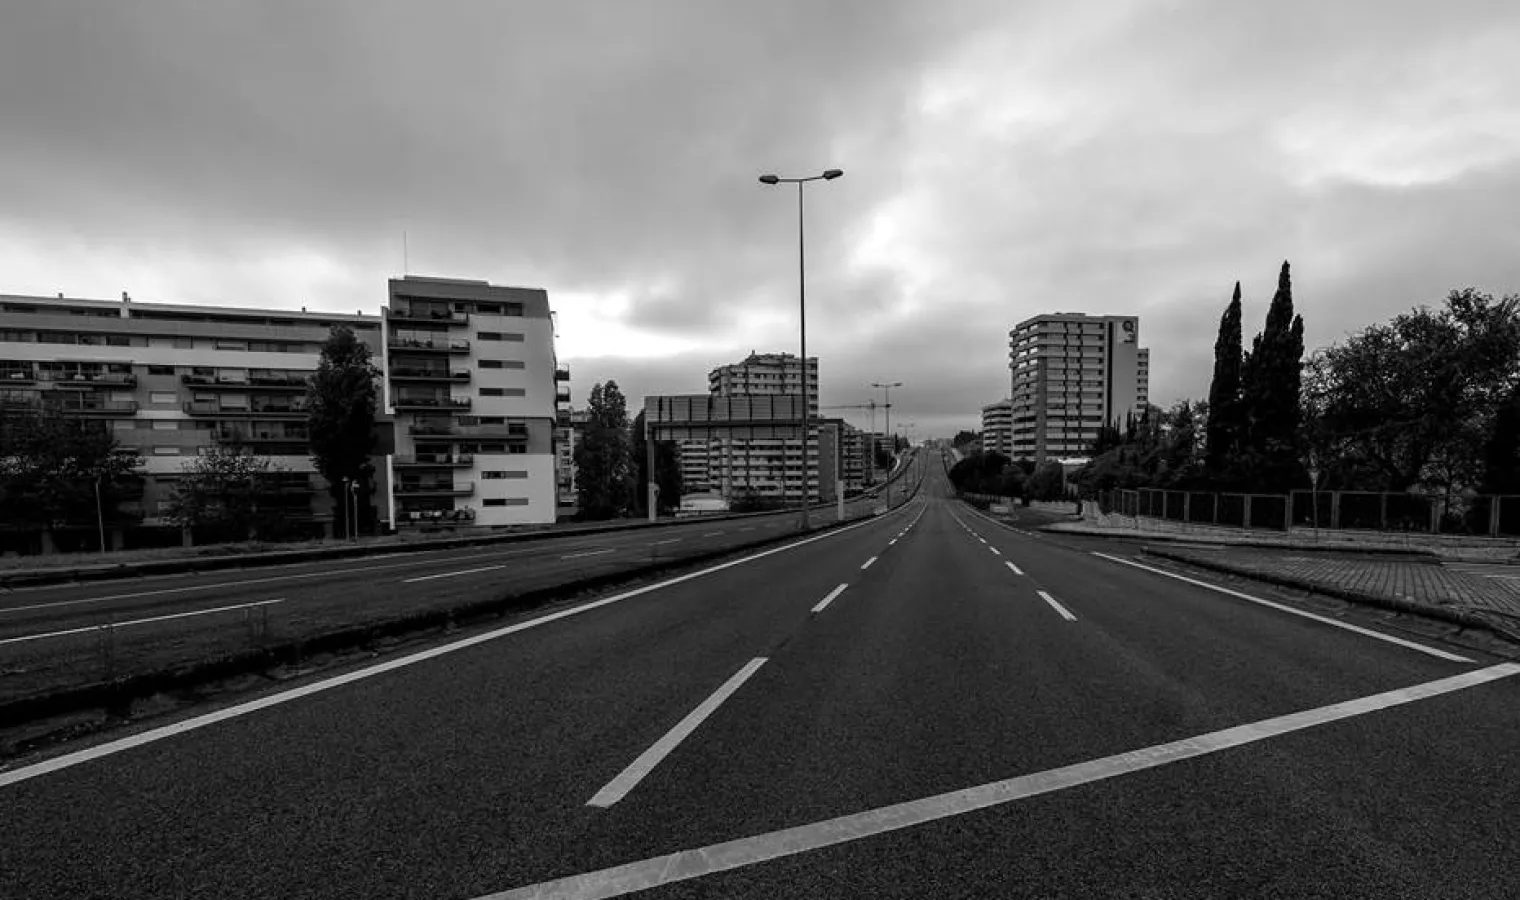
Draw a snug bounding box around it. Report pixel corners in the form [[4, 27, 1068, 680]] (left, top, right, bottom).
[[94, 475, 107, 553], [759, 168, 843, 532], [872, 381, 902, 508]]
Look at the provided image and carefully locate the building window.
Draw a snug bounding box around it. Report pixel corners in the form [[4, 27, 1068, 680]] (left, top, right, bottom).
[[483, 498, 507, 507], [479, 359, 503, 369], [148, 365, 175, 376], [503, 303, 523, 317], [149, 391, 178, 405], [500, 387, 526, 397], [500, 360, 525, 369], [502, 333, 525, 342], [173, 337, 194, 350], [152, 446, 180, 456], [153, 420, 178, 431], [478, 332, 503, 341], [480, 416, 505, 425], [480, 387, 505, 397], [508, 444, 527, 454], [479, 443, 507, 453], [217, 339, 248, 351], [481, 470, 527, 480]]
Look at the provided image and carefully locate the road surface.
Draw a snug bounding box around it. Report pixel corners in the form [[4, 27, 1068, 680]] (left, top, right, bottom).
[[3, 452, 1516, 899]]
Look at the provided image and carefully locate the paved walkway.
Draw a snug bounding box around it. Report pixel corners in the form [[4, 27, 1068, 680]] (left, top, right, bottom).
[[1146, 545, 1520, 640]]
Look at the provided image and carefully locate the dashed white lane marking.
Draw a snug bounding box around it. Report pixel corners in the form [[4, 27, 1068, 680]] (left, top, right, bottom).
[[860, 557, 878, 570], [587, 658, 769, 808], [702, 532, 724, 537], [1037, 590, 1078, 622], [1092, 552, 1472, 663], [561, 549, 615, 560], [1005, 561, 1025, 576], [651, 538, 683, 546], [404, 564, 506, 583], [812, 583, 849, 614], [480, 663, 1520, 899], [0, 598, 287, 646], [0, 511, 902, 791], [740, 527, 756, 532], [989, 547, 1001, 556], [888, 539, 897, 546]]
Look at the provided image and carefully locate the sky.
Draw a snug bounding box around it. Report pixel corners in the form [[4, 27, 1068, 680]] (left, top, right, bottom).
[[2, 0, 1518, 438]]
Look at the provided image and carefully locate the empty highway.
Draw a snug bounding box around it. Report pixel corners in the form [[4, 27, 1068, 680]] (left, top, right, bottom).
[[2, 453, 1516, 899]]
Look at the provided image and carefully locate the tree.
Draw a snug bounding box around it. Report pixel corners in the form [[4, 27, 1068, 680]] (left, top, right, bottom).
[[1205, 282, 1245, 481], [631, 410, 682, 515], [574, 381, 635, 519], [1481, 380, 1520, 495], [167, 439, 284, 543], [1308, 289, 1520, 491], [0, 398, 143, 550], [1238, 261, 1306, 491], [1027, 461, 1066, 502], [306, 325, 381, 537], [952, 430, 980, 448]]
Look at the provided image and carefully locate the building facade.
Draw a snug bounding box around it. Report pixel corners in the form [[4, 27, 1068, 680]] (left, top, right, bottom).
[[555, 407, 589, 516], [980, 399, 1013, 457], [0, 291, 382, 547], [381, 276, 567, 528], [1008, 313, 1149, 464], [708, 352, 818, 414], [646, 394, 820, 503]]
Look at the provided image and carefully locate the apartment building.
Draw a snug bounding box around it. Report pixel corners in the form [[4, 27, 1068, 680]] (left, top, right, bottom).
[[646, 394, 820, 502], [0, 291, 382, 546], [1008, 313, 1149, 464], [708, 352, 818, 414], [555, 407, 589, 516], [381, 276, 568, 528], [980, 399, 1013, 457]]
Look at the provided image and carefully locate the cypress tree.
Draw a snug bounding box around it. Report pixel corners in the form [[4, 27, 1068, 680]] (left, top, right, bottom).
[[1240, 261, 1306, 491], [1204, 282, 1244, 482]]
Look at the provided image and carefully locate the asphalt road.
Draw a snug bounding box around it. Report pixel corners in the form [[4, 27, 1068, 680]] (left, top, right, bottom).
[[3, 452, 1517, 899]]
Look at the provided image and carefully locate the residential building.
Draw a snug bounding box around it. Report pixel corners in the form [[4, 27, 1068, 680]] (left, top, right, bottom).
[[381, 276, 568, 528], [0, 291, 383, 549], [555, 407, 589, 516], [645, 394, 819, 502], [980, 399, 1012, 457], [1008, 313, 1149, 464], [1137, 348, 1151, 408], [708, 352, 818, 414]]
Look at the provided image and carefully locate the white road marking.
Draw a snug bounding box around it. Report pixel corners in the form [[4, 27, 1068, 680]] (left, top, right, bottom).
[[989, 547, 1001, 556], [702, 532, 724, 537], [811, 583, 849, 614], [0, 508, 903, 790], [740, 527, 756, 532], [651, 538, 683, 546], [0, 599, 287, 646], [587, 658, 769, 808], [1037, 590, 1078, 622], [479, 663, 1520, 900], [1092, 552, 1472, 663], [861, 557, 878, 570], [403, 565, 506, 584], [888, 539, 897, 546], [560, 549, 615, 560], [1005, 561, 1025, 576], [977, 537, 987, 544]]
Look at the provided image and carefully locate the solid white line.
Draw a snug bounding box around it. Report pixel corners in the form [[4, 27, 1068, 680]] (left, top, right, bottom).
[[587, 658, 768, 807], [989, 547, 1001, 556], [702, 532, 724, 537], [480, 663, 1520, 899], [402, 564, 505, 584], [1037, 590, 1078, 622], [560, 549, 615, 560], [811, 583, 849, 614], [1092, 552, 1472, 663], [651, 538, 683, 546], [0, 507, 904, 790], [0, 599, 287, 646], [861, 557, 878, 570], [1005, 561, 1025, 576]]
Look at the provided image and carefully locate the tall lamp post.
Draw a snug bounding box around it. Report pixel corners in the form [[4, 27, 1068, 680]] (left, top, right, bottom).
[[759, 168, 844, 531], [872, 381, 902, 508]]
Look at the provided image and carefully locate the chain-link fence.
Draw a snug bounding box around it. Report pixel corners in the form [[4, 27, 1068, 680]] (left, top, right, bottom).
[[1091, 488, 1520, 537]]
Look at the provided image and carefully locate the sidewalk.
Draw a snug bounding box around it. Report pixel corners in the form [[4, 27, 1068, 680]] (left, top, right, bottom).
[[1143, 545, 1520, 642], [1041, 520, 1520, 561]]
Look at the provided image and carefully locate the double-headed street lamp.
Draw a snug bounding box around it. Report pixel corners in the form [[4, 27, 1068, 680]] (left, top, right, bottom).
[[759, 168, 843, 531]]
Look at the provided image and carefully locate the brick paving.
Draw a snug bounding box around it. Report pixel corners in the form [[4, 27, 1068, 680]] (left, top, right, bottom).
[[1149, 546, 1520, 639]]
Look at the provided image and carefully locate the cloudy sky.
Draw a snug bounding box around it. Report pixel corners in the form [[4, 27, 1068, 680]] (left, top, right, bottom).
[[3, 1, 1518, 437]]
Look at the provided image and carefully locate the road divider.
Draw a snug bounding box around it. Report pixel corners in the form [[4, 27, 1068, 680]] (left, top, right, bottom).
[[587, 658, 769, 808]]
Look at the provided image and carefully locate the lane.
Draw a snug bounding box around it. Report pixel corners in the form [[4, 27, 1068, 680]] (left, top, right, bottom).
[[0, 498, 926, 900]]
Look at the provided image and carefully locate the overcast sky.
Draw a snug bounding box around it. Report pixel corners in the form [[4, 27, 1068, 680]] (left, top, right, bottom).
[[3, 1, 1518, 437]]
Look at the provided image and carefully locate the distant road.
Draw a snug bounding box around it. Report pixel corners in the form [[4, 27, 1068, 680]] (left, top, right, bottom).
[[3, 453, 1517, 899]]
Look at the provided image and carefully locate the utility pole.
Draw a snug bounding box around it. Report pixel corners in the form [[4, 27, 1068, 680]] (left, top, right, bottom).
[[872, 381, 902, 508]]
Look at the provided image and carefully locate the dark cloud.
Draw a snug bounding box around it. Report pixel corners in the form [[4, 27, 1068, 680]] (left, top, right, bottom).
[[2, 0, 1517, 438]]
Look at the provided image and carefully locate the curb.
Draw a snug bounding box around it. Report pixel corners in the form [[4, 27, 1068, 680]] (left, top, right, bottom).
[[1139, 546, 1518, 641], [1037, 524, 1443, 561]]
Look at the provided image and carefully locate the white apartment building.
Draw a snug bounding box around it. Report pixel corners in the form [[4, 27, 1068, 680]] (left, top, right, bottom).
[[646, 394, 821, 503], [980, 399, 1013, 457], [1008, 313, 1149, 464], [708, 352, 819, 414], [382, 276, 568, 528]]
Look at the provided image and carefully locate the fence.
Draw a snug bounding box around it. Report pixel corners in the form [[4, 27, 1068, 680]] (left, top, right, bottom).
[[1093, 488, 1520, 537]]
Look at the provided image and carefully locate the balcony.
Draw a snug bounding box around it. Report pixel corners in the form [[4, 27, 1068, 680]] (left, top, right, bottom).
[[396, 507, 476, 525], [388, 367, 471, 383], [387, 336, 471, 354], [385, 306, 469, 325], [395, 482, 475, 498], [555, 365, 571, 382], [186, 400, 308, 417], [556, 386, 572, 403], [216, 429, 308, 446], [393, 396, 472, 411], [393, 453, 475, 468], [0, 368, 37, 384], [182, 373, 308, 390], [51, 399, 139, 416], [410, 422, 526, 441], [40, 371, 137, 388]]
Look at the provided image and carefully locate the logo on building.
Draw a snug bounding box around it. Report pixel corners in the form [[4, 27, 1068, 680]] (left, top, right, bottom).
[[1120, 319, 1136, 343]]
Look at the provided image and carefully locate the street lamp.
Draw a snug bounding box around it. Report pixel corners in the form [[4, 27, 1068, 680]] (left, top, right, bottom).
[[758, 168, 844, 531], [872, 381, 902, 508], [93, 474, 107, 553]]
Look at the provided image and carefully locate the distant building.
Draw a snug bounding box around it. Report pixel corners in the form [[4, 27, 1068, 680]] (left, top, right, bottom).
[[555, 406, 589, 516], [980, 399, 1012, 457], [708, 351, 818, 414], [1008, 313, 1149, 464], [381, 276, 568, 529], [0, 290, 383, 551], [647, 394, 819, 503]]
